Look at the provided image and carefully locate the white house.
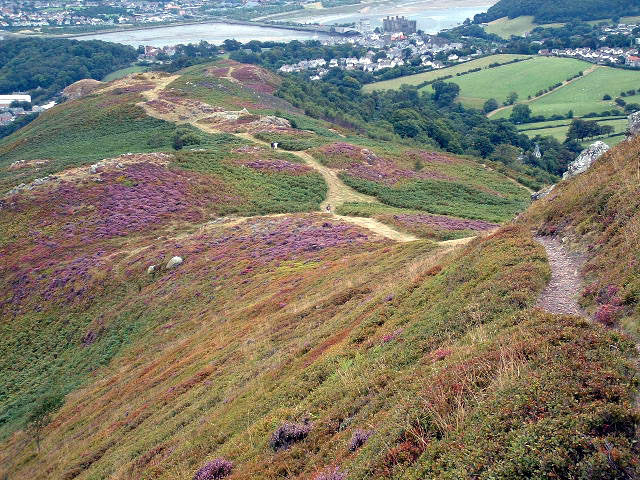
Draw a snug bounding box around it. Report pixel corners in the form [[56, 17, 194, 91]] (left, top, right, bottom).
[[0, 94, 31, 106]]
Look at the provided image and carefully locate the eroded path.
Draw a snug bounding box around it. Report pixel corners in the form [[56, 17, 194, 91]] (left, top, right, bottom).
[[232, 134, 418, 242], [535, 235, 585, 315]]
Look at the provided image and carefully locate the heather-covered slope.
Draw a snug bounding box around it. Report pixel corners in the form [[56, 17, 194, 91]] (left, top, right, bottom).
[[0, 61, 638, 479], [523, 135, 640, 337]]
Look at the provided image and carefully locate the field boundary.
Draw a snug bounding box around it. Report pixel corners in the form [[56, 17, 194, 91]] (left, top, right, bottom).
[[487, 64, 599, 118]]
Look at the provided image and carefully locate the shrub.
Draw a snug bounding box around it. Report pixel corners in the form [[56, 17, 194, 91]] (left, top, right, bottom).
[[594, 304, 622, 326], [348, 429, 373, 451], [603, 94, 612, 101], [269, 421, 311, 451], [193, 458, 233, 480], [312, 466, 346, 480]]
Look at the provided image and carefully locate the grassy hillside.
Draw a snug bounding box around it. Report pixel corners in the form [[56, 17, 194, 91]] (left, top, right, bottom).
[[518, 117, 628, 146], [308, 142, 529, 222], [485, 16, 564, 38], [362, 54, 530, 93], [494, 66, 640, 119], [0, 60, 638, 479], [427, 57, 589, 110], [522, 135, 640, 337]]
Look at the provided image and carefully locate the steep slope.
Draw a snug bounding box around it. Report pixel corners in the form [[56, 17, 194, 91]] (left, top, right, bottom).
[[0, 61, 638, 479], [523, 136, 640, 337]]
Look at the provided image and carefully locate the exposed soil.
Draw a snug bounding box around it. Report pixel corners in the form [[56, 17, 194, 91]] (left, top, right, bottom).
[[535, 235, 586, 316]]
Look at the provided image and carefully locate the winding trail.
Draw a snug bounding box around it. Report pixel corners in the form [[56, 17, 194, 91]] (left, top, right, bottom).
[[535, 235, 585, 315], [116, 73, 505, 244], [231, 134, 418, 242]]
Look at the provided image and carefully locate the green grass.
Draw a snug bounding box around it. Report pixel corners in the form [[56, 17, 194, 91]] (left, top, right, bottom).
[[494, 66, 640, 119], [484, 16, 565, 38], [335, 202, 487, 240], [0, 91, 185, 192], [2, 59, 639, 480], [173, 150, 327, 215], [362, 55, 531, 92], [102, 64, 151, 82], [515, 116, 625, 131], [339, 175, 528, 223], [484, 14, 640, 38], [519, 118, 629, 144], [428, 57, 590, 109]]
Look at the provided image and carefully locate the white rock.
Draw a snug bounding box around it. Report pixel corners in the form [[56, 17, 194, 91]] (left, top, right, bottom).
[[627, 111, 640, 139], [562, 141, 609, 180], [147, 265, 156, 274], [166, 256, 183, 269], [531, 184, 556, 201]]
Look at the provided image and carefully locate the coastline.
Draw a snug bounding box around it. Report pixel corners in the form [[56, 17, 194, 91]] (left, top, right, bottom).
[[61, 18, 343, 40], [16, 0, 498, 40]]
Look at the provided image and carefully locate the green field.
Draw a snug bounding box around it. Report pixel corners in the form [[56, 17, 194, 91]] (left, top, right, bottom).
[[362, 54, 531, 92], [519, 117, 628, 145], [102, 64, 150, 82], [485, 15, 640, 39], [426, 56, 590, 109], [485, 16, 564, 39], [494, 66, 640, 119]]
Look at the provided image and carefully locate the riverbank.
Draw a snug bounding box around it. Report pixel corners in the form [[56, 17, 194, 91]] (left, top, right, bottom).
[[59, 18, 345, 40]]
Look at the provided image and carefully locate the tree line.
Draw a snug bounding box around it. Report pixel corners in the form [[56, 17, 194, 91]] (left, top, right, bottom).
[[474, 0, 640, 24], [0, 38, 137, 103]]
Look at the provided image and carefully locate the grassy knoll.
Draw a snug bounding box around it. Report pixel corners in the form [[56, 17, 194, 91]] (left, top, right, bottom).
[[362, 54, 530, 92], [336, 202, 498, 240], [0, 90, 183, 192], [102, 64, 151, 82], [427, 57, 590, 109], [494, 66, 640, 119]]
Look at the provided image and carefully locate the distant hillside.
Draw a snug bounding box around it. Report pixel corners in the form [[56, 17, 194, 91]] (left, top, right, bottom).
[[475, 0, 640, 24], [0, 38, 137, 103]]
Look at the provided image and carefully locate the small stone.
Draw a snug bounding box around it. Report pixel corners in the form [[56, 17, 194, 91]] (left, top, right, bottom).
[[166, 256, 183, 269], [147, 265, 156, 274], [531, 184, 556, 201]]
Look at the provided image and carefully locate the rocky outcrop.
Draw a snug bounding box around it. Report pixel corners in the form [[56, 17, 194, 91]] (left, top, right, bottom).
[[562, 141, 609, 180], [626, 111, 640, 139], [62, 79, 103, 101], [531, 184, 556, 201], [6, 175, 57, 195]]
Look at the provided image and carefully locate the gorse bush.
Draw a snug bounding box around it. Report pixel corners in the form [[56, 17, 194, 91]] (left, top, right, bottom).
[[269, 421, 312, 451]]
